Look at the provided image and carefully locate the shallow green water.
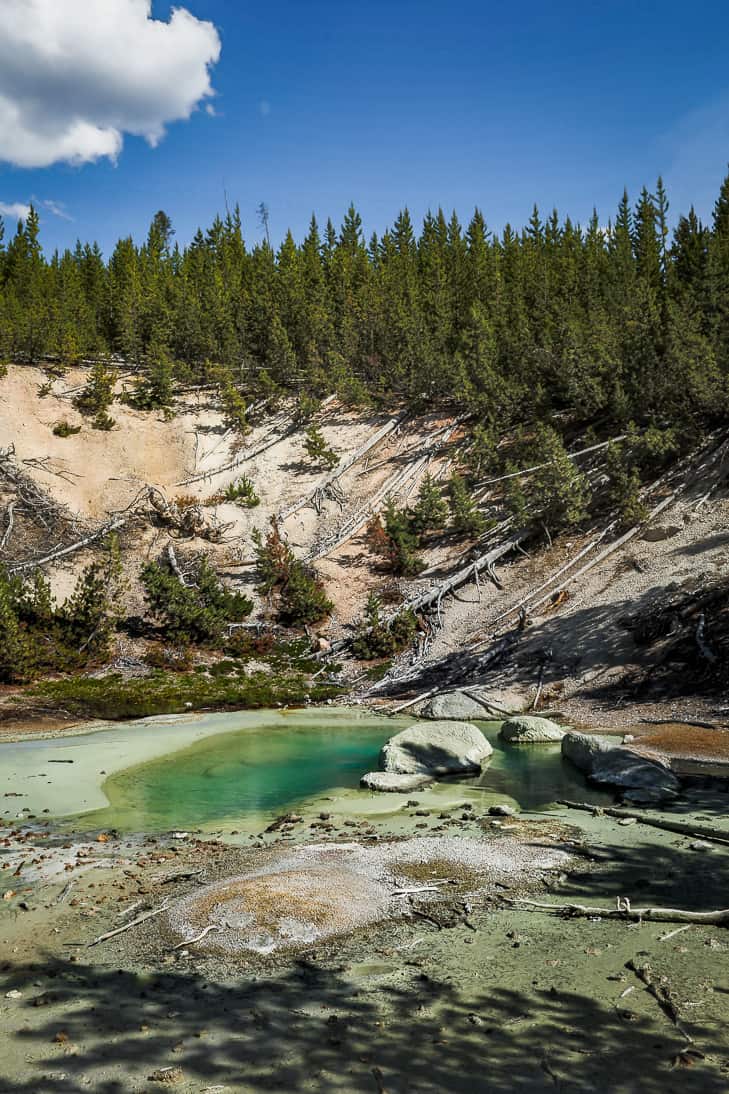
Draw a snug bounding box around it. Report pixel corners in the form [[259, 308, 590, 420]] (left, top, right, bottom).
[[78, 713, 609, 833]]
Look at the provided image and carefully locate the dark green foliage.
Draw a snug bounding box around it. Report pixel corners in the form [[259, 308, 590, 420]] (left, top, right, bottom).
[[253, 519, 333, 626], [529, 426, 590, 532], [351, 593, 418, 659], [448, 474, 486, 537], [294, 393, 321, 424], [141, 555, 252, 645], [52, 420, 82, 437], [218, 374, 249, 434], [381, 498, 424, 576], [130, 343, 175, 415], [303, 424, 338, 470], [92, 411, 115, 431], [411, 473, 448, 534], [221, 476, 260, 507], [1, 176, 729, 470], [606, 439, 649, 529], [278, 559, 334, 626], [74, 359, 117, 418], [0, 541, 122, 683], [467, 423, 499, 479]]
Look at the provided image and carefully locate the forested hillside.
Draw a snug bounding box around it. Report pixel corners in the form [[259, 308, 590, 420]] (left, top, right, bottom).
[[1, 176, 729, 717], [2, 175, 729, 431]]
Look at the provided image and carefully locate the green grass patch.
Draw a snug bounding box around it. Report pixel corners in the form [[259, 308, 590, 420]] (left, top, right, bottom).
[[30, 668, 342, 720]]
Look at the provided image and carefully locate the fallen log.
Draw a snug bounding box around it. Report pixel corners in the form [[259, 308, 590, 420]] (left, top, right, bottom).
[[310, 418, 463, 561], [8, 516, 127, 574], [387, 530, 526, 624], [175, 417, 293, 487], [278, 413, 406, 522], [88, 899, 169, 947], [0, 500, 15, 553], [176, 395, 337, 487], [475, 434, 628, 490], [557, 799, 729, 847], [508, 897, 729, 926]]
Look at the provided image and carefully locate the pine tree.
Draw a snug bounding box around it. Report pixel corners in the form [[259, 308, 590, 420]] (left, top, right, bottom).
[[303, 424, 338, 470], [448, 474, 485, 537], [411, 473, 448, 534]]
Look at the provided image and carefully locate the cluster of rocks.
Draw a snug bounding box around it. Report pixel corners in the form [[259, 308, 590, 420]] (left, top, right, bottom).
[[360, 698, 682, 806]]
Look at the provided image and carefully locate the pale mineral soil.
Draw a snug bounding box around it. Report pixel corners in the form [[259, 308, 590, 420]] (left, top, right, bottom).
[[3, 798, 729, 1093]]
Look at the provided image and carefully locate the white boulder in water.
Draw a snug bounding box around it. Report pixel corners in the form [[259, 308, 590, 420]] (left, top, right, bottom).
[[421, 691, 489, 721], [379, 720, 493, 776], [500, 715, 565, 743], [561, 731, 618, 773]]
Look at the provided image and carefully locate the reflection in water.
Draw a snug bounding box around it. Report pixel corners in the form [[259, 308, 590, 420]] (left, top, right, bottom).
[[81, 717, 610, 833]]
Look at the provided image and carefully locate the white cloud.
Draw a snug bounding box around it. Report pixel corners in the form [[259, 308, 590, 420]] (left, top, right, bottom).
[[0, 201, 31, 221], [38, 198, 73, 221], [0, 0, 222, 169]]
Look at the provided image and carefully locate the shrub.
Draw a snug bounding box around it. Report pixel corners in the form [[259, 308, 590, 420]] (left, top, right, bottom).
[[294, 393, 321, 424], [0, 539, 123, 682], [141, 554, 253, 645], [144, 645, 194, 672], [303, 424, 338, 470], [448, 474, 486, 537], [74, 359, 117, 418], [366, 501, 424, 576], [530, 426, 589, 532], [53, 420, 82, 438], [221, 476, 260, 508], [352, 594, 418, 659], [411, 473, 448, 535], [131, 344, 175, 416], [92, 412, 115, 431], [253, 519, 333, 627], [606, 440, 649, 529]]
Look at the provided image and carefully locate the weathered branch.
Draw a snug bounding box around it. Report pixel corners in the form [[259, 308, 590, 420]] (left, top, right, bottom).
[[310, 418, 464, 561], [0, 500, 16, 553], [8, 516, 126, 574], [475, 435, 628, 490], [88, 900, 169, 947], [278, 414, 407, 522], [509, 897, 729, 926], [557, 799, 729, 846]]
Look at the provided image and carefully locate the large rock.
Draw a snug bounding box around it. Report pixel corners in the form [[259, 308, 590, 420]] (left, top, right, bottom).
[[590, 748, 680, 798], [379, 720, 493, 776], [562, 731, 619, 774], [421, 691, 489, 721], [360, 772, 434, 793], [500, 715, 565, 743]]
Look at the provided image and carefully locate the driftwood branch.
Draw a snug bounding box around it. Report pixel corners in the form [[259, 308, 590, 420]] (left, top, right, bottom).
[[0, 500, 16, 553], [509, 898, 729, 926], [8, 516, 126, 574], [278, 414, 406, 523], [310, 418, 464, 561], [557, 799, 729, 847], [171, 924, 221, 949], [88, 900, 169, 947]]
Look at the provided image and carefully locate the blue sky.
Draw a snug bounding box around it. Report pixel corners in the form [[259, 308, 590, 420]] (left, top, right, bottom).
[[1, 0, 729, 256]]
